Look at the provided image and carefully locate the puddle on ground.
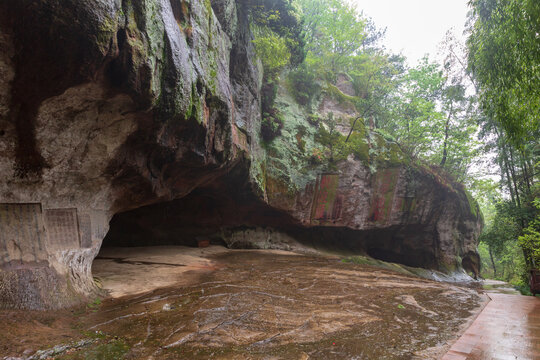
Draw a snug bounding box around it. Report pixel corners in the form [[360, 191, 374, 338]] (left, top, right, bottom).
[[0, 249, 485, 359]]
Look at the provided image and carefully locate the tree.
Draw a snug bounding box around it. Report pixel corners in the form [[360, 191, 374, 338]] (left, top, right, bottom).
[[244, 0, 305, 65], [467, 0, 540, 146], [385, 57, 445, 158], [349, 52, 405, 129], [300, 0, 367, 75], [247, 0, 305, 142], [479, 201, 521, 277], [468, 0, 540, 277]]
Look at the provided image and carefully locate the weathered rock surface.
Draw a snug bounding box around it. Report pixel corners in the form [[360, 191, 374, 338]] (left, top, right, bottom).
[[107, 82, 482, 277], [0, 0, 481, 309], [0, 0, 263, 309], [0, 249, 486, 359]]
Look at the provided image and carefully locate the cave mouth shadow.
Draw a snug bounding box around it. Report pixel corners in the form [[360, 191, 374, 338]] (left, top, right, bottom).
[[99, 162, 441, 270], [100, 180, 441, 272]]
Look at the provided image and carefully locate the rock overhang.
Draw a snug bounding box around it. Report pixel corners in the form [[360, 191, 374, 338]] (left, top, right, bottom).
[[0, 0, 482, 309]]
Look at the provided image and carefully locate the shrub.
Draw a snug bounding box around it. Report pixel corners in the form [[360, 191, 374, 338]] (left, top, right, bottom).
[[252, 28, 291, 75], [261, 109, 284, 141], [307, 113, 321, 126], [288, 64, 320, 106]]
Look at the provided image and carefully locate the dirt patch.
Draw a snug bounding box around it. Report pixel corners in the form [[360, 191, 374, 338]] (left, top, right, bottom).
[[92, 246, 230, 298], [1, 248, 486, 359]]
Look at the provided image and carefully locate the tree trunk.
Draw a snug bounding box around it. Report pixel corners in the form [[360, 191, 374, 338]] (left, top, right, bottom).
[[440, 103, 453, 167], [507, 145, 522, 211], [519, 149, 532, 194], [489, 246, 497, 278], [345, 116, 361, 143], [497, 131, 516, 204]]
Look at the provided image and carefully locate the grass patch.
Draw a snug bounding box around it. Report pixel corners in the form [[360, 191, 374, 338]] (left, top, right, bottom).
[[60, 340, 129, 360]]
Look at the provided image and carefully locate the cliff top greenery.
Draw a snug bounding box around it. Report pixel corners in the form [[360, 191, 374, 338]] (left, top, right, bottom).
[[249, 0, 539, 291]]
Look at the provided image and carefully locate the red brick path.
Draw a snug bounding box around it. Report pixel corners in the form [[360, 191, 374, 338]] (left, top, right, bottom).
[[442, 293, 540, 360]]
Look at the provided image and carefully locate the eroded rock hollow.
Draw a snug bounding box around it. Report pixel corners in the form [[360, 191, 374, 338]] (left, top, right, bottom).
[[0, 0, 482, 309]]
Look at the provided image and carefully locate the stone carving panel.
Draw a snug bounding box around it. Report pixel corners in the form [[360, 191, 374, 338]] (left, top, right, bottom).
[[78, 212, 92, 249], [0, 203, 47, 264], [44, 208, 80, 251], [311, 174, 341, 225]]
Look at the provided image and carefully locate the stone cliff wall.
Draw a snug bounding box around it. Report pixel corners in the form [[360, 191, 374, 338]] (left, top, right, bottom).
[[106, 83, 482, 276], [0, 0, 481, 309], [0, 0, 264, 309]]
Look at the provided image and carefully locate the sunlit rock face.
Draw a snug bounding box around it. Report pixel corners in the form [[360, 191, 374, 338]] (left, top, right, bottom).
[[0, 0, 481, 309]]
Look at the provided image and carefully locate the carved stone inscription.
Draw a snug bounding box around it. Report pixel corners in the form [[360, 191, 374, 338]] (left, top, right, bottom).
[[92, 210, 108, 241], [0, 203, 46, 264], [311, 174, 341, 225], [44, 208, 80, 250], [78, 212, 92, 248]]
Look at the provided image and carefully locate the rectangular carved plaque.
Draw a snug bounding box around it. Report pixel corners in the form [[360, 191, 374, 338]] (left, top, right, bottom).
[[78, 212, 92, 248], [44, 208, 80, 250], [0, 203, 46, 264], [368, 168, 400, 224], [311, 174, 341, 224]]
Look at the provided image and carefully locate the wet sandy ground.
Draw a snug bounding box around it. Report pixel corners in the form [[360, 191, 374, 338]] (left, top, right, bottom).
[[481, 279, 521, 295], [92, 246, 231, 298], [1, 247, 486, 359]]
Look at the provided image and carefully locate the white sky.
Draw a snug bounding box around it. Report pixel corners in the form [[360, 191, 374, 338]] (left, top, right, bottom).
[[347, 0, 500, 187], [349, 0, 470, 65]]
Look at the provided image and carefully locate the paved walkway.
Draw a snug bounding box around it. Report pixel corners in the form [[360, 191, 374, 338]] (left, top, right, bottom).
[[442, 293, 540, 360]]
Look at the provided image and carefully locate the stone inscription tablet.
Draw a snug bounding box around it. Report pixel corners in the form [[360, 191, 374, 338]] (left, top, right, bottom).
[[78, 213, 92, 248], [311, 174, 341, 225], [0, 203, 46, 264], [44, 208, 80, 250]]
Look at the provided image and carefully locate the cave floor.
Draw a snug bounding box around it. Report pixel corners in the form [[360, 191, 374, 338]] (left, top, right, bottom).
[[1, 247, 488, 359], [92, 246, 233, 298]]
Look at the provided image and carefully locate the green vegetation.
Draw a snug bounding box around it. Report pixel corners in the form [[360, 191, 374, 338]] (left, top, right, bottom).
[[247, 0, 304, 141], [60, 340, 129, 360], [466, 0, 540, 291], [300, 0, 367, 76], [287, 64, 320, 107], [276, 0, 479, 181], [467, 0, 540, 146], [250, 0, 538, 291]]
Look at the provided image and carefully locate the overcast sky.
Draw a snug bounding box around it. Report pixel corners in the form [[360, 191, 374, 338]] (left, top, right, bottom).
[[349, 0, 470, 65]]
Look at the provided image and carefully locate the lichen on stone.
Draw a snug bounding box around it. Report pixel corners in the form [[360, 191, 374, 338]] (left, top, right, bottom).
[[264, 80, 324, 195]]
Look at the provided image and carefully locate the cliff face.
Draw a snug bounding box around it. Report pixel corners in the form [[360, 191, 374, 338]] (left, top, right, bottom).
[[107, 82, 482, 276], [0, 0, 263, 309], [0, 0, 481, 310]]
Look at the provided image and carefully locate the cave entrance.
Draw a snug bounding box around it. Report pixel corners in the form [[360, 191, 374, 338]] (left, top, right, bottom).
[[92, 176, 295, 298], [92, 190, 233, 299], [92, 172, 442, 298]]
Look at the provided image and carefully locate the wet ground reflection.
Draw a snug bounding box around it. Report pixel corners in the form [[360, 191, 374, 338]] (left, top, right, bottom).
[[2, 249, 486, 359], [442, 293, 540, 359]]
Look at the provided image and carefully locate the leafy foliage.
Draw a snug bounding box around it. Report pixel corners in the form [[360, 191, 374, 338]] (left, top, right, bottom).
[[261, 108, 284, 141], [251, 0, 540, 288], [467, 0, 540, 288], [518, 197, 540, 267], [252, 28, 291, 75], [247, 0, 306, 142], [287, 64, 320, 106], [467, 0, 540, 146], [385, 58, 445, 157], [300, 0, 367, 76], [244, 0, 305, 65]]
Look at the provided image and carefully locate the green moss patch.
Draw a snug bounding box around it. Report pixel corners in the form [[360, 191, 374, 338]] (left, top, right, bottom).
[[60, 340, 129, 360]]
